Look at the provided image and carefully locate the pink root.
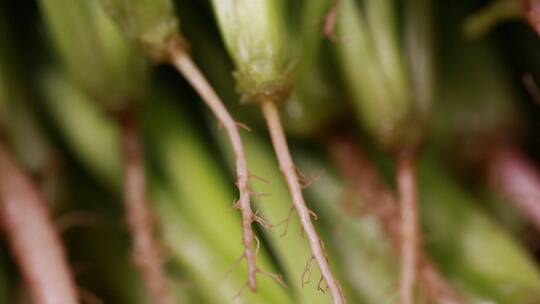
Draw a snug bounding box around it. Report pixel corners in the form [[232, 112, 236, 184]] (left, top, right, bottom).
[[261, 101, 346, 304], [396, 150, 420, 304], [487, 145, 540, 234], [169, 48, 259, 291], [0, 143, 78, 304], [119, 109, 175, 304]]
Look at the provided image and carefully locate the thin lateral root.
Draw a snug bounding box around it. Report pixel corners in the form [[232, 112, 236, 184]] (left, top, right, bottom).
[[250, 191, 272, 198], [236, 122, 252, 132], [225, 253, 247, 279], [232, 199, 241, 210], [233, 283, 249, 302], [249, 172, 269, 184], [317, 275, 328, 293], [254, 235, 261, 255], [309, 209, 319, 220], [302, 256, 315, 288], [298, 169, 326, 189], [254, 215, 273, 232], [278, 207, 295, 238], [259, 270, 288, 289]]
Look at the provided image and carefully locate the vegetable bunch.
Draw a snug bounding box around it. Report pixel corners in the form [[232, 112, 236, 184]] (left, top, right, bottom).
[[1, 1, 540, 304]]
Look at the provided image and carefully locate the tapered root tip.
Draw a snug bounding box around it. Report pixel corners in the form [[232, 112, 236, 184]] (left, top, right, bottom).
[[249, 277, 257, 292]]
